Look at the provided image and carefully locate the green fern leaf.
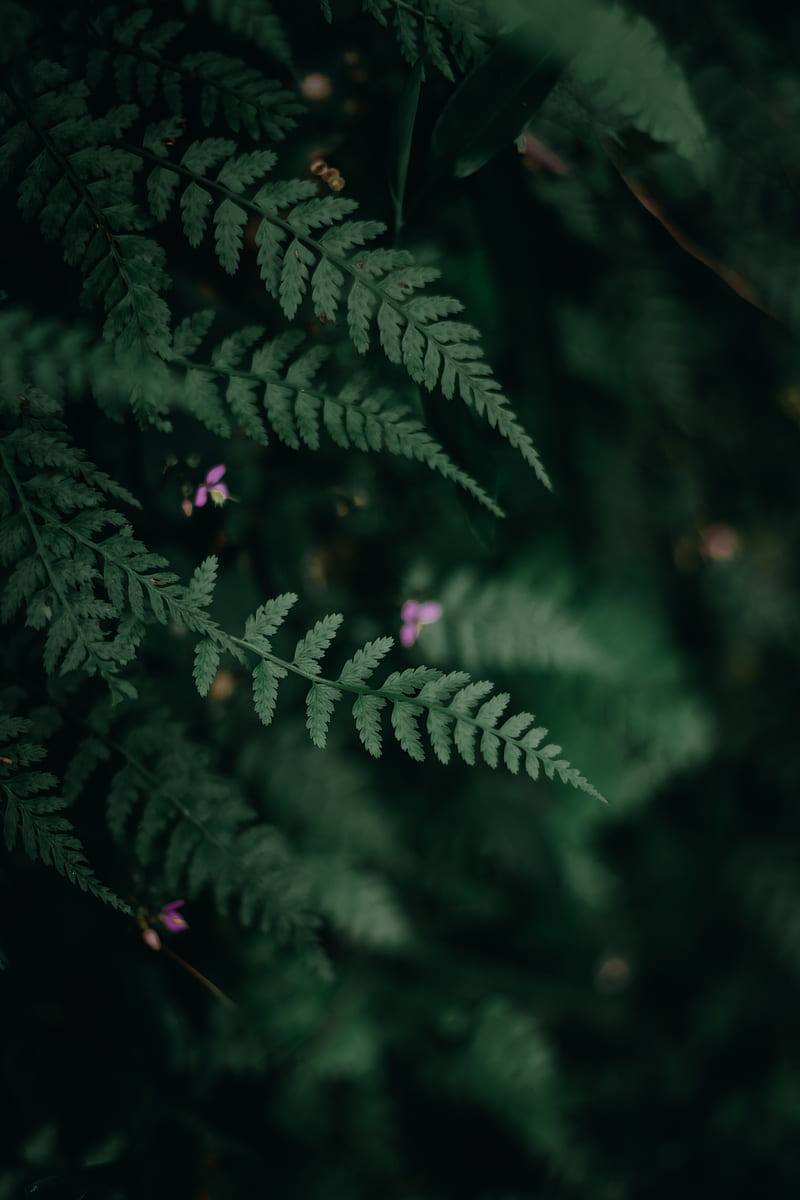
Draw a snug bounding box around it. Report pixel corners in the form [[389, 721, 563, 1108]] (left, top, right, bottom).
[[391, 700, 425, 761], [217, 149, 277, 190], [427, 707, 453, 763], [186, 555, 219, 607], [381, 666, 442, 699], [417, 670, 471, 703], [338, 636, 395, 686], [499, 712, 536, 739], [183, 367, 230, 434], [193, 638, 221, 695], [243, 592, 298, 651], [211, 325, 264, 368], [524, 752, 540, 781], [172, 309, 216, 356], [214, 196, 247, 273], [353, 693, 386, 757], [292, 613, 343, 675], [191, 0, 293, 65], [147, 165, 180, 220], [476, 692, 511, 727], [311, 257, 345, 318], [521, 725, 547, 751], [181, 180, 213, 245], [306, 682, 342, 748], [503, 740, 522, 774], [182, 138, 237, 175], [454, 717, 477, 764], [1, 712, 129, 911], [226, 375, 268, 442], [280, 238, 316, 318], [479, 729, 501, 768], [449, 680, 495, 715], [252, 658, 287, 725], [347, 281, 378, 353]]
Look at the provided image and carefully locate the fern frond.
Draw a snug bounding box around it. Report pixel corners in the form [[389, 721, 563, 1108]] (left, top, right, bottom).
[[182, 0, 293, 65], [174, 562, 603, 797], [168, 318, 505, 514], [0, 66, 172, 414], [89, 8, 302, 139], [82, 698, 319, 941], [0, 391, 148, 697], [455, 996, 564, 1154], [0, 369, 598, 795], [0, 309, 180, 428], [0, 387, 219, 696], [136, 140, 550, 486], [358, 0, 488, 78], [417, 568, 613, 675], [0, 710, 130, 910], [491, 0, 707, 161], [310, 854, 410, 946]]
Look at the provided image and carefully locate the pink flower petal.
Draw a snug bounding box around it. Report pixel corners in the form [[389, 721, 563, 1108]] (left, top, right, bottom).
[[160, 899, 189, 932], [417, 602, 442, 625], [142, 928, 161, 951], [400, 621, 418, 647], [194, 485, 208, 507], [205, 464, 226, 486], [401, 600, 420, 623]]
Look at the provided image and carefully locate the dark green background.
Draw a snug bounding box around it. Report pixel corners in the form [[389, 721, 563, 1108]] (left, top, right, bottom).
[[2, 1, 800, 1196]]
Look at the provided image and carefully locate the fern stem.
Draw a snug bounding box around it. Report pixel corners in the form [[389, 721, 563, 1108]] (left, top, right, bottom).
[[161, 943, 238, 1008]]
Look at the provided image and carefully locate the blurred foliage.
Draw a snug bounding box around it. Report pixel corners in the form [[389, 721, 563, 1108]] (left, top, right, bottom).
[[2, 0, 800, 1197]]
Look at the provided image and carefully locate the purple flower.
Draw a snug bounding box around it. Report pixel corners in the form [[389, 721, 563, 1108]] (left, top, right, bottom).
[[400, 599, 442, 647], [159, 900, 189, 932], [194, 464, 229, 508]]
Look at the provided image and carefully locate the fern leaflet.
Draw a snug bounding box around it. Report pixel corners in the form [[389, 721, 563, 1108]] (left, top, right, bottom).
[[0, 710, 129, 910]]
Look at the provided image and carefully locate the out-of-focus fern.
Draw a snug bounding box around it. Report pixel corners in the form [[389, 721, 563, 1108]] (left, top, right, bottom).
[[73, 697, 322, 948], [448, 996, 569, 1158], [73, 696, 406, 953], [182, 0, 293, 65], [735, 851, 800, 983], [419, 568, 613, 675], [0, 309, 181, 424], [239, 720, 412, 948], [88, 7, 302, 138], [490, 0, 707, 162], [0, 709, 129, 910]]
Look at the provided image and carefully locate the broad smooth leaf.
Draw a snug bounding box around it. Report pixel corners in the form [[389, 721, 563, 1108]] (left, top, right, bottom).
[[430, 29, 560, 178], [390, 58, 424, 234]]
